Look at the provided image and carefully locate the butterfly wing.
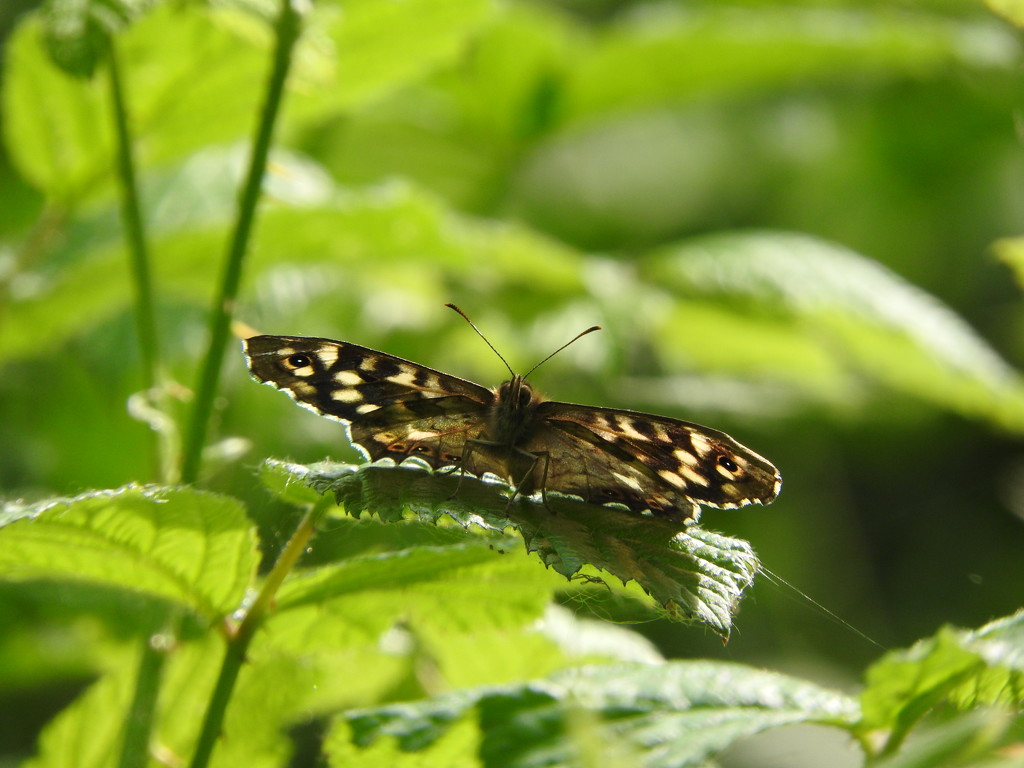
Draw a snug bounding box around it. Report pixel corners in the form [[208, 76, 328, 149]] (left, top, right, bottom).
[[530, 401, 781, 521], [243, 335, 495, 467]]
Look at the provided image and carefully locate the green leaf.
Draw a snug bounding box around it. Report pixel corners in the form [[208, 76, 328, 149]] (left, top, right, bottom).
[[564, 7, 1018, 124], [985, 0, 1024, 29], [261, 515, 575, 690], [326, 715, 480, 768], [993, 236, 1024, 293], [0, 486, 258, 619], [22, 643, 146, 768], [641, 231, 1024, 430], [267, 530, 556, 654], [40, 0, 154, 78], [259, 502, 573, 692], [868, 709, 1023, 768], [0, 181, 584, 364], [2, 5, 269, 202], [860, 610, 1024, 752], [23, 633, 307, 768], [259, 457, 331, 507], [337, 661, 858, 768], [291, 0, 496, 118], [273, 460, 760, 639], [2, 16, 114, 201]]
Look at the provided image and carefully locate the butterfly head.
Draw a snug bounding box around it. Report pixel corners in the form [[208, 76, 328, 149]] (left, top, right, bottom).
[[492, 374, 542, 446]]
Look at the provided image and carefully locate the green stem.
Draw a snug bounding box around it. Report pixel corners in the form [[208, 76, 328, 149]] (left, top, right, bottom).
[[187, 502, 324, 768], [108, 38, 160, 394], [118, 623, 176, 768], [179, 0, 302, 484], [108, 37, 180, 482]]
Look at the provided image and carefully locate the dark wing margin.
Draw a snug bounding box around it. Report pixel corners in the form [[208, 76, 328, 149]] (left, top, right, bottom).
[[242, 334, 494, 467], [534, 401, 781, 519]]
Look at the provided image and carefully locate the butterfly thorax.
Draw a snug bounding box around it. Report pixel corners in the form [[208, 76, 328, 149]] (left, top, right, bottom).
[[489, 375, 542, 447]]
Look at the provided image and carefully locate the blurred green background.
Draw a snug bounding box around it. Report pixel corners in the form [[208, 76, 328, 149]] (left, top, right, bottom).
[[2, 0, 1024, 763]]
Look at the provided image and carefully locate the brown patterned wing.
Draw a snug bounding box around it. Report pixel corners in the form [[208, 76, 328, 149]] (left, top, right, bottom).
[[529, 401, 782, 522], [243, 335, 494, 468]]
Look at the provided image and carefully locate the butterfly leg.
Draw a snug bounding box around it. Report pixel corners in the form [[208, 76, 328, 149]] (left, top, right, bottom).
[[451, 439, 555, 513], [496, 445, 558, 515], [442, 438, 506, 502], [514, 449, 554, 512]]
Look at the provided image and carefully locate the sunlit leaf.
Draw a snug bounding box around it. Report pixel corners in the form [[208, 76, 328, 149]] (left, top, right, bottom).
[[0, 486, 258, 618], [23, 633, 307, 768], [40, 0, 155, 77], [0, 181, 585, 363], [564, 7, 1019, 124], [993, 236, 1024, 292], [860, 610, 1024, 751], [867, 709, 1022, 768], [271, 460, 761, 639], [985, 0, 1024, 29], [326, 714, 480, 768], [337, 661, 857, 768], [642, 231, 1024, 430], [2, 16, 113, 201], [291, 0, 496, 118]]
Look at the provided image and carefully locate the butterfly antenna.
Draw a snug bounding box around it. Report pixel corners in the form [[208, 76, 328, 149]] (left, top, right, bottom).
[[523, 325, 602, 380], [446, 303, 516, 377]]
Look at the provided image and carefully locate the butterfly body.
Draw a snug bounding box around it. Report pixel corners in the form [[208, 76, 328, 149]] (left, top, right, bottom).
[[490, 375, 541, 447], [243, 334, 781, 524]]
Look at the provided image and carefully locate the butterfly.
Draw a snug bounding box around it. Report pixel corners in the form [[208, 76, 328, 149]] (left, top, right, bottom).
[[242, 311, 780, 524]]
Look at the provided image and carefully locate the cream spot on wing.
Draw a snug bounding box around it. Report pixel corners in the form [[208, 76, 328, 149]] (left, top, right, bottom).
[[611, 472, 643, 491], [290, 381, 315, 396], [335, 370, 363, 386], [331, 389, 363, 403], [680, 465, 710, 487], [673, 448, 700, 467], [407, 430, 440, 441], [317, 346, 339, 366], [388, 364, 420, 387], [615, 419, 648, 441], [653, 424, 670, 442], [359, 357, 378, 372], [658, 469, 686, 489], [355, 402, 381, 414], [690, 434, 714, 458]]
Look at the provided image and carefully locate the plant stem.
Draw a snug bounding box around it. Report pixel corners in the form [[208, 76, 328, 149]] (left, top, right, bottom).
[[108, 37, 178, 481], [108, 42, 178, 764], [179, 0, 302, 484], [187, 501, 324, 768], [109, 38, 159, 393], [118, 624, 175, 768]]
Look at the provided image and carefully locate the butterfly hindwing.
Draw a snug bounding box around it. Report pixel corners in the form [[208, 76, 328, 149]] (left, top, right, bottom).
[[243, 335, 493, 466]]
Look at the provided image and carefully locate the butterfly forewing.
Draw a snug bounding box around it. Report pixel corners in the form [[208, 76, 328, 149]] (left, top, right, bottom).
[[535, 402, 781, 519], [243, 335, 493, 466]]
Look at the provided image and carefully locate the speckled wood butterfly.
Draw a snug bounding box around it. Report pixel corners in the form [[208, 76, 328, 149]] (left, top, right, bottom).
[[243, 308, 780, 524]]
